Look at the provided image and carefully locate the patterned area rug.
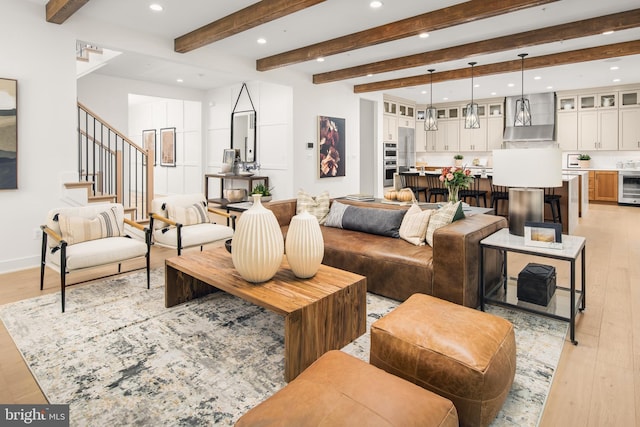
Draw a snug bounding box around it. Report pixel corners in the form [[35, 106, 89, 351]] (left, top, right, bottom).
[[0, 269, 567, 426]]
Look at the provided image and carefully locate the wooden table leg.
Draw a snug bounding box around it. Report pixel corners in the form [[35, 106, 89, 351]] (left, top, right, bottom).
[[165, 263, 218, 308], [283, 278, 366, 382]]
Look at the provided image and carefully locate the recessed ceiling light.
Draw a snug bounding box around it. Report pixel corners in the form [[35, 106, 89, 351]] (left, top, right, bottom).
[[534, 76, 542, 80], [176, 78, 183, 83], [421, 90, 427, 94], [370, 1, 383, 8], [443, 97, 449, 101], [602, 30, 614, 35], [491, 92, 497, 96], [257, 38, 266, 44], [610, 66, 619, 70], [507, 83, 515, 87], [316, 57, 325, 62], [547, 86, 553, 89], [419, 32, 429, 39], [474, 84, 480, 88], [149, 4, 163, 12], [613, 78, 621, 82]]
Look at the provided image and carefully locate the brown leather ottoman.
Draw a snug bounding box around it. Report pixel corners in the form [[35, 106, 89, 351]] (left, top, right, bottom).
[[235, 350, 459, 427], [370, 294, 516, 427]]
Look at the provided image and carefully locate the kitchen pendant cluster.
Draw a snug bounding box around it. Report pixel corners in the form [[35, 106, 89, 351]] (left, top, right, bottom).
[[425, 69, 437, 131], [464, 62, 480, 129], [514, 53, 532, 127]]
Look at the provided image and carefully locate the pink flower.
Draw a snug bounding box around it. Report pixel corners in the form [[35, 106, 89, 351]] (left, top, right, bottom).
[[439, 175, 445, 182], [446, 172, 454, 181]]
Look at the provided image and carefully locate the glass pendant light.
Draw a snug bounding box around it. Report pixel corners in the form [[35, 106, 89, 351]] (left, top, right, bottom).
[[425, 69, 438, 131], [464, 62, 480, 129], [514, 53, 532, 126], [424, 68, 438, 130]]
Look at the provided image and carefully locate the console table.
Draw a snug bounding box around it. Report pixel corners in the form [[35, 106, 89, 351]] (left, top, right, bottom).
[[204, 173, 269, 205], [479, 228, 586, 345]]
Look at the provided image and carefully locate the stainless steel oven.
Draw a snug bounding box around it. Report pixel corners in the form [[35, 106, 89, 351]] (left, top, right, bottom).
[[618, 170, 640, 205], [383, 159, 397, 187], [383, 142, 397, 159]]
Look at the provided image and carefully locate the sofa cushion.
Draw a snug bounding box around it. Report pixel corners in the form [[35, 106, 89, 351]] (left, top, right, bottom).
[[297, 190, 330, 224], [58, 206, 124, 245], [399, 204, 433, 246], [341, 205, 406, 238], [425, 202, 462, 247], [167, 202, 210, 226], [48, 236, 147, 270], [324, 201, 348, 228]]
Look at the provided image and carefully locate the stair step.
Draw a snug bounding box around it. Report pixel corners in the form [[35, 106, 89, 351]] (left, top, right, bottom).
[[88, 194, 116, 203]]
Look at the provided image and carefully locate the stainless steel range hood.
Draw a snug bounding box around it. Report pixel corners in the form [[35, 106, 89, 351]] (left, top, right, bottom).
[[503, 92, 556, 142]]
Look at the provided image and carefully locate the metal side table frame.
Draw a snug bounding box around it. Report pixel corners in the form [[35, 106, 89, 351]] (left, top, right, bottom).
[[479, 228, 586, 345]]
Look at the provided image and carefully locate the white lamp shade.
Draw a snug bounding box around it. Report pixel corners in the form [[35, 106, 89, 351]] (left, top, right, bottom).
[[492, 148, 562, 188]]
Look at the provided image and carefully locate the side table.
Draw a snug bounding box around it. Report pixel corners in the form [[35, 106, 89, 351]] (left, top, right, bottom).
[[479, 228, 585, 345]]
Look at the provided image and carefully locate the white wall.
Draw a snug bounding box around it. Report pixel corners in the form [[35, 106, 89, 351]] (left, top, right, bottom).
[[0, 0, 78, 273]]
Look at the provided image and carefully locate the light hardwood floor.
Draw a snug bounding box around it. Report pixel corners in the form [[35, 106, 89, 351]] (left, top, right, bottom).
[[0, 204, 638, 426]]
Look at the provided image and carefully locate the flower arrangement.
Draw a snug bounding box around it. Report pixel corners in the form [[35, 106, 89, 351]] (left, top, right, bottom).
[[439, 166, 474, 203]]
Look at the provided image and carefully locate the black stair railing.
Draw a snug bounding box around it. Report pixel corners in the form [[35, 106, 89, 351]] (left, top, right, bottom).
[[77, 101, 153, 222]]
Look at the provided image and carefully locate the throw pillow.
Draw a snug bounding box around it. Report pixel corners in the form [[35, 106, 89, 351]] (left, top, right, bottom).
[[297, 190, 330, 224], [425, 201, 462, 247], [58, 206, 124, 245], [399, 204, 433, 246], [323, 201, 348, 228], [341, 205, 406, 238], [167, 202, 211, 226]]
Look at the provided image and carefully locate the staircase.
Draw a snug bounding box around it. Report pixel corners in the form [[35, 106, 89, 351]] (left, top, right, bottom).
[[66, 102, 154, 222]]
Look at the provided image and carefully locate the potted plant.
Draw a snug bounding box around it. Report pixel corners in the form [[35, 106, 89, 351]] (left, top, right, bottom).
[[454, 154, 464, 167], [250, 184, 273, 202], [578, 154, 591, 168]]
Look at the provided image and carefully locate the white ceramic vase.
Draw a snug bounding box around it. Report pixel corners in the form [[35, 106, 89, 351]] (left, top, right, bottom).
[[232, 194, 284, 283], [285, 210, 324, 278]]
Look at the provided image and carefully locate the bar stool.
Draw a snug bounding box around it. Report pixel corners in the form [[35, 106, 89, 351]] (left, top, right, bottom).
[[425, 174, 448, 202], [489, 175, 509, 216], [544, 188, 562, 224], [459, 175, 487, 207], [400, 172, 428, 202]]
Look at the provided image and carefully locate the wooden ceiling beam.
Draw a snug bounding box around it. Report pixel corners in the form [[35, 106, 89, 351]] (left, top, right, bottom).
[[315, 9, 640, 84], [256, 0, 559, 71], [175, 0, 327, 53], [46, 0, 89, 24], [353, 40, 640, 93]]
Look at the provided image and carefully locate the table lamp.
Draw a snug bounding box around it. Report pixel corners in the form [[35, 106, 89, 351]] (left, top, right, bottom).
[[492, 148, 562, 236]]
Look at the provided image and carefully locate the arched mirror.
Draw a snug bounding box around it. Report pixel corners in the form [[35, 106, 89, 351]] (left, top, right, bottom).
[[231, 83, 256, 163]]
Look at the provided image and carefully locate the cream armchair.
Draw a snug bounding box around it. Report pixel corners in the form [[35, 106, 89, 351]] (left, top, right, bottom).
[[40, 203, 151, 312], [149, 194, 235, 255]]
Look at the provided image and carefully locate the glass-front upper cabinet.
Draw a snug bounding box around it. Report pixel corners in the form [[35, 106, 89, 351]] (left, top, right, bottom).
[[436, 107, 459, 120], [620, 90, 640, 108], [399, 104, 415, 118], [579, 93, 617, 110], [558, 96, 577, 112], [384, 100, 397, 115], [462, 104, 486, 117], [488, 103, 503, 117]]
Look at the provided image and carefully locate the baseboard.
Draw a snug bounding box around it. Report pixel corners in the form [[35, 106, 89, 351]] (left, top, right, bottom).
[[0, 255, 40, 275]]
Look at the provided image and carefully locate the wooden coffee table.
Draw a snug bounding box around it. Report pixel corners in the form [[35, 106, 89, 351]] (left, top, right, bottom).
[[165, 247, 367, 381]]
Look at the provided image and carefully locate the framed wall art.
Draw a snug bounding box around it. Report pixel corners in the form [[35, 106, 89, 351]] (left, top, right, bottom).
[[142, 129, 156, 166], [0, 78, 17, 190], [318, 115, 345, 178], [160, 127, 176, 167], [566, 153, 579, 168]]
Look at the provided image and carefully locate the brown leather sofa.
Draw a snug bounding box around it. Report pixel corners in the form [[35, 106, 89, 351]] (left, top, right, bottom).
[[266, 198, 507, 308]]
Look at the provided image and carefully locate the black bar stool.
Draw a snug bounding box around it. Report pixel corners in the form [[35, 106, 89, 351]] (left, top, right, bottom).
[[459, 175, 487, 207], [400, 172, 428, 202], [544, 188, 562, 224]]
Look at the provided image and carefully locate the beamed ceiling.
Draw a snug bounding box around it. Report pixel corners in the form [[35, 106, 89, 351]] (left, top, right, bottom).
[[46, 0, 640, 104]]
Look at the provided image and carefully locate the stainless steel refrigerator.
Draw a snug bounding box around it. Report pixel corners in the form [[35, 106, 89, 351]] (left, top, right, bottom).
[[397, 127, 415, 169]]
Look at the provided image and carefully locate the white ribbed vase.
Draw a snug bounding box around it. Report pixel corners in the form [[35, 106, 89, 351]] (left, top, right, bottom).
[[285, 210, 324, 278], [232, 194, 284, 283]]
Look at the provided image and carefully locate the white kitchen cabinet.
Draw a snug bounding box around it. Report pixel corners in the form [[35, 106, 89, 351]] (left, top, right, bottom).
[[487, 103, 504, 150], [557, 95, 578, 112], [579, 92, 617, 110], [459, 104, 487, 152], [578, 109, 618, 150], [433, 120, 459, 152], [425, 129, 437, 152], [398, 116, 415, 128], [620, 90, 640, 108], [383, 100, 397, 115], [415, 125, 427, 152], [619, 107, 640, 150], [383, 115, 397, 142], [557, 111, 578, 151]]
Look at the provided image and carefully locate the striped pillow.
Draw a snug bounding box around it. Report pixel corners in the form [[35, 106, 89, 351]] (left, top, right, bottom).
[[399, 204, 433, 246], [425, 201, 462, 247], [297, 190, 330, 224], [58, 206, 124, 245], [167, 202, 210, 226]]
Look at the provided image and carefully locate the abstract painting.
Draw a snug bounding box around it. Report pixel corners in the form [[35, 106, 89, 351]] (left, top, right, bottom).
[[0, 78, 17, 190], [318, 116, 345, 178], [160, 127, 176, 167]]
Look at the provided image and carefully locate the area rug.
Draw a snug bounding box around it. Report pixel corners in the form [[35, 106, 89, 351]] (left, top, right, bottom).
[[0, 269, 567, 426]]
